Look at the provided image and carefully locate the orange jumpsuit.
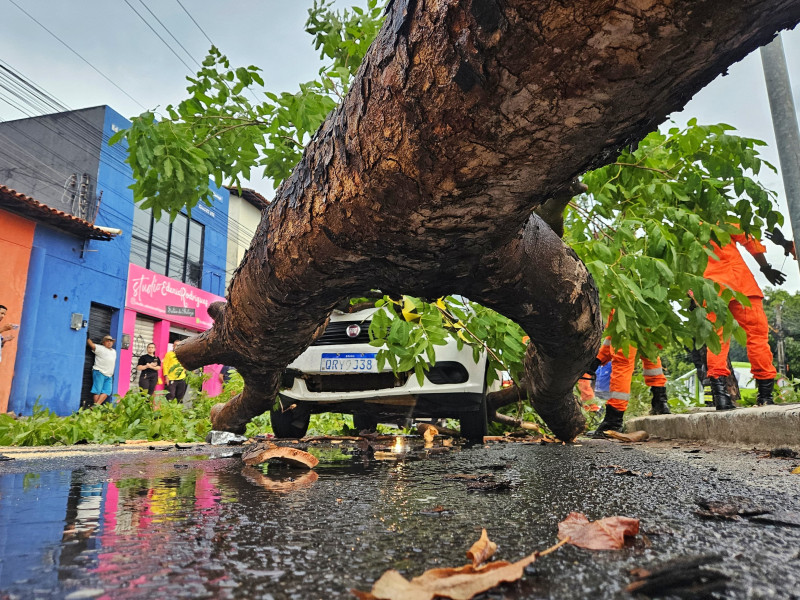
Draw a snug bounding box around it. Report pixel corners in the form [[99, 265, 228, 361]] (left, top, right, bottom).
[[704, 232, 776, 380], [596, 313, 666, 412]]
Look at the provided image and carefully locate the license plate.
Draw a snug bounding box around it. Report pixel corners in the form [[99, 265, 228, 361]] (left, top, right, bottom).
[[320, 352, 378, 372]]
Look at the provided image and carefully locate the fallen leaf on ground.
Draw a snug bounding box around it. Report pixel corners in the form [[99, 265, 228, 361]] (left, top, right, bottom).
[[466, 480, 513, 492], [557, 512, 639, 550], [241, 443, 319, 468], [604, 430, 649, 442], [419, 506, 452, 516], [417, 423, 439, 444], [626, 554, 729, 597], [694, 497, 769, 520], [614, 468, 642, 476], [791, 466, 800, 474], [443, 473, 495, 482], [466, 529, 497, 567], [350, 536, 567, 600], [768, 447, 798, 459]]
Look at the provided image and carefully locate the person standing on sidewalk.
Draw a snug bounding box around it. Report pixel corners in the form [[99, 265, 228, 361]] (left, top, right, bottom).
[[0, 305, 18, 364], [589, 312, 670, 437], [136, 343, 161, 396], [87, 335, 116, 406], [162, 340, 188, 402], [703, 226, 789, 410]]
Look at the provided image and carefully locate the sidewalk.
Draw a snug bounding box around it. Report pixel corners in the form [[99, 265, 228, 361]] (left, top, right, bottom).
[[626, 402, 800, 449]]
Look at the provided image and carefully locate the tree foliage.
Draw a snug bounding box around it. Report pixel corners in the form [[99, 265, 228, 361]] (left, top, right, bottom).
[[570, 123, 782, 360], [113, 2, 784, 389]]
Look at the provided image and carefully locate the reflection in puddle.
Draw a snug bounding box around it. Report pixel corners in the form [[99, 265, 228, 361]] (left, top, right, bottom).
[[240, 465, 319, 493], [0, 439, 466, 598]]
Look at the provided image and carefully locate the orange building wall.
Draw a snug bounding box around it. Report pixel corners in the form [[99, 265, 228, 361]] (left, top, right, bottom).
[[0, 210, 34, 412]]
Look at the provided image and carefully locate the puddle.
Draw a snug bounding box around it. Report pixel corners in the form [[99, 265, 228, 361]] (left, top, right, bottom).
[[1, 440, 799, 598]]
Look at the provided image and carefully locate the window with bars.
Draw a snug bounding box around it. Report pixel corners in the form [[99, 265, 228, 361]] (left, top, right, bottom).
[[130, 208, 204, 288]]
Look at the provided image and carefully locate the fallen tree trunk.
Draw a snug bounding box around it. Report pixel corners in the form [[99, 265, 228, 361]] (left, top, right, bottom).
[[178, 0, 800, 441]]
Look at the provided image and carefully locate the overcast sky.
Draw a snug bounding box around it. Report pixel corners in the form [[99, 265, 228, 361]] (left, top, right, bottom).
[[1, 1, 799, 291]]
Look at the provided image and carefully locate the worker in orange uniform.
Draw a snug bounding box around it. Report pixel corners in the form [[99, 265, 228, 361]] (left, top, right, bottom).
[[703, 226, 790, 409], [589, 312, 670, 437]]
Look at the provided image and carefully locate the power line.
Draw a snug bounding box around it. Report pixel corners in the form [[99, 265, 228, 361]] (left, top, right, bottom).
[[174, 0, 263, 106], [176, 0, 214, 47], [5, 0, 147, 111], [136, 0, 202, 69], [121, 0, 196, 73]]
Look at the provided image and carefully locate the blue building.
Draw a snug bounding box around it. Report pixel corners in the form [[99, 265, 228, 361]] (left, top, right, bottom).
[[0, 106, 229, 415]]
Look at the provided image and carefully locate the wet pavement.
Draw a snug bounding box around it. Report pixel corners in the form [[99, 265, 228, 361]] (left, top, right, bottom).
[[1, 436, 799, 599]]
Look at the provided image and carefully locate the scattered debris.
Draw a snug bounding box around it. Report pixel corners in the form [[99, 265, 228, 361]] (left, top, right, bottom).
[[767, 447, 798, 459], [241, 443, 319, 469], [557, 512, 640, 550], [443, 473, 496, 482], [604, 430, 649, 443], [694, 497, 770, 521], [466, 479, 514, 492], [419, 506, 452, 517], [598, 465, 661, 478], [417, 423, 438, 445], [483, 434, 554, 443], [416, 422, 460, 438], [206, 430, 249, 446], [626, 554, 730, 597], [350, 531, 567, 600], [491, 412, 542, 433], [466, 529, 497, 567]]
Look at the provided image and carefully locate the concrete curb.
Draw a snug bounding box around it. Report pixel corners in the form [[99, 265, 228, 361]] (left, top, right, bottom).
[[626, 403, 800, 449]]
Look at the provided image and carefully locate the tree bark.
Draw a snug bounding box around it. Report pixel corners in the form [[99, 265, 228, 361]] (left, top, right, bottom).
[[178, 0, 800, 440]]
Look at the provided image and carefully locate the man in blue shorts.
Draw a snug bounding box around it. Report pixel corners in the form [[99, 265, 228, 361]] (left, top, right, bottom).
[[87, 334, 117, 406]]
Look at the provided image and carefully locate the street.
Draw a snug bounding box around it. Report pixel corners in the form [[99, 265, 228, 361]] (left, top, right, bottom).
[[0, 436, 799, 599]]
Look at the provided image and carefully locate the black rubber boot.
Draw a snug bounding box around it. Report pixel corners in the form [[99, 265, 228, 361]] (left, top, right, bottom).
[[650, 386, 671, 415], [590, 405, 624, 438], [709, 376, 735, 411], [756, 378, 775, 406]]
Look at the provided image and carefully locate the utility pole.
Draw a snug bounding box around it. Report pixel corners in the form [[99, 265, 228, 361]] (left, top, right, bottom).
[[775, 300, 787, 376], [760, 35, 800, 275]]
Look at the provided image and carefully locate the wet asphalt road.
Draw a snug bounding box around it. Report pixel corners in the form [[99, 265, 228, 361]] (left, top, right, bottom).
[[0, 436, 799, 600]]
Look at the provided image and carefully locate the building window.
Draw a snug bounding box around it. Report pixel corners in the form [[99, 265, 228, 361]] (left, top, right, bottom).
[[131, 208, 204, 287]]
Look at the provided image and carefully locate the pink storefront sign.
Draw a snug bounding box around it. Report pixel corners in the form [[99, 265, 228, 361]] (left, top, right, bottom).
[[125, 263, 224, 328]]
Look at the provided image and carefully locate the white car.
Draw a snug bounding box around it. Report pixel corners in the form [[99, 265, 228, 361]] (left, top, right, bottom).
[[272, 307, 496, 440]]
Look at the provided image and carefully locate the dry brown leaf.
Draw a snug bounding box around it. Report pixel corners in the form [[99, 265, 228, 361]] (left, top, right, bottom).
[[604, 430, 649, 442], [352, 538, 568, 600], [466, 529, 497, 567], [241, 443, 319, 468], [417, 423, 439, 444], [557, 512, 639, 550]]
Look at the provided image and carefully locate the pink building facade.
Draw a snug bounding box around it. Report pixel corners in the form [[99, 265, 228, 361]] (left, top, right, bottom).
[[118, 263, 225, 397]]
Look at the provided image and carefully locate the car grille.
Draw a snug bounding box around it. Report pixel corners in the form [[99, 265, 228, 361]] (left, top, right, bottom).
[[304, 371, 409, 392], [312, 320, 372, 345]]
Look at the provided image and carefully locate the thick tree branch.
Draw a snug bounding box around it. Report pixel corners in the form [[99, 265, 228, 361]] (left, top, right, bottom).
[[178, 0, 800, 439]]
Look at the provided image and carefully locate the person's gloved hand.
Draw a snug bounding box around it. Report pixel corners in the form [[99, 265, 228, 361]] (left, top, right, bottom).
[[760, 264, 787, 286], [765, 227, 796, 258]]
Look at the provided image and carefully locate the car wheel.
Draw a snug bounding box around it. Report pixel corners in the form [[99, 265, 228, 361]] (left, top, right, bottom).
[[459, 392, 488, 443], [270, 401, 311, 438], [352, 412, 379, 432]]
